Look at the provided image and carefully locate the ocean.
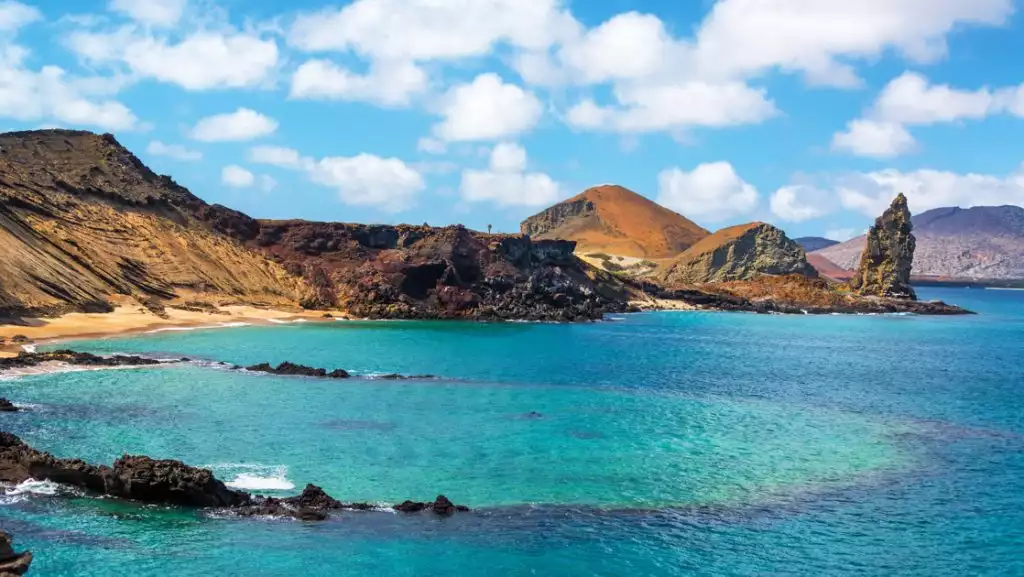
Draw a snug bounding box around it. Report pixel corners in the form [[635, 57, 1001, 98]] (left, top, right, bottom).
[[2, 286, 1022, 576]]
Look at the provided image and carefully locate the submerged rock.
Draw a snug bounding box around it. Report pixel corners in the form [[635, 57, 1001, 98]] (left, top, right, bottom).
[[0, 399, 19, 413], [850, 193, 917, 299], [393, 495, 470, 516], [0, 531, 32, 576]]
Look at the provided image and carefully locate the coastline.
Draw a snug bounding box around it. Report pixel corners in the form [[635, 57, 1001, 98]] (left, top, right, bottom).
[[0, 298, 337, 358]]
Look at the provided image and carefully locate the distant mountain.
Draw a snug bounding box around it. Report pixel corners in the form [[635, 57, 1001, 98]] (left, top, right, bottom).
[[814, 205, 1024, 280], [795, 237, 840, 252], [520, 185, 709, 259], [656, 222, 816, 285]]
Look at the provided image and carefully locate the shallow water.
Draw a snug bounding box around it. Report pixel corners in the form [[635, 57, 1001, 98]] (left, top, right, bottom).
[[2, 287, 1023, 576]]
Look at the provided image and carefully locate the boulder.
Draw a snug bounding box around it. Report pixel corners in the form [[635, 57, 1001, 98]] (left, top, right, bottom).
[[0, 399, 19, 412], [0, 531, 32, 576], [850, 193, 917, 299]]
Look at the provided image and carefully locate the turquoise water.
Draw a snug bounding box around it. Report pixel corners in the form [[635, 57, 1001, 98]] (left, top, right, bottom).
[[2, 287, 1023, 575]]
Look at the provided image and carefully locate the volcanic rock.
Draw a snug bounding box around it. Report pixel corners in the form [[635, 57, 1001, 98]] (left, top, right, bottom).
[[656, 222, 817, 285], [0, 531, 32, 576], [850, 194, 917, 299], [0, 350, 161, 373], [0, 399, 18, 412], [244, 362, 349, 379]]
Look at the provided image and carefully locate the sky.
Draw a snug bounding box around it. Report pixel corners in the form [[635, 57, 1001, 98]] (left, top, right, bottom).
[[3, 0, 1024, 240]]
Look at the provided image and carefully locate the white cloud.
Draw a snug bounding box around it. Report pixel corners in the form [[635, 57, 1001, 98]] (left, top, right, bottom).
[[831, 120, 917, 158], [221, 164, 255, 188], [432, 74, 543, 142], [416, 137, 447, 155], [0, 1, 40, 31], [68, 29, 279, 91], [288, 0, 576, 59], [657, 162, 759, 222], [249, 145, 424, 211], [108, 0, 187, 27], [566, 81, 776, 133], [769, 185, 835, 222], [488, 142, 527, 172], [557, 12, 678, 85], [248, 145, 307, 169], [689, 0, 1012, 86], [191, 108, 278, 142], [872, 72, 997, 124], [146, 140, 201, 161], [308, 154, 425, 211], [289, 59, 427, 106], [0, 49, 140, 131], [459, 142, 562, 207], [835, 166, 1024, 217]]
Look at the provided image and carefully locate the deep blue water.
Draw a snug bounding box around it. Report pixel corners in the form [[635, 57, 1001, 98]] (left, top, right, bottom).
[[1, 286, 1023, 576]]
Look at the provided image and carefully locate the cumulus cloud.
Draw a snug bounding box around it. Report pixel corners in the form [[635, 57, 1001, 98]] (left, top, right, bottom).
[[769, 185, 836, 222], [289, 59, 427, 106], [432, 74, 543, 142], [0, 1, 40, 32], [221, 164, 255, 188], [191, 108, 278, 142], [146, 140, 201, 161], [656, 162, 758, 222], [459, 142, 562, 207], [68, 28, 279, 91], [831, 120, 917, 158], [835, 166, 1024, 217], [249, 145, 424, 211], [824, 228, 859, 242]]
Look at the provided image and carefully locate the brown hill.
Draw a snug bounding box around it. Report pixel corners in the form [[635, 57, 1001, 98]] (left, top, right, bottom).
[[655, 222, 817, 285], [0, 130, 304, 317], [520, 185, 709, 259], [806, 253, 853, 280], [0, 130, 630, 321]]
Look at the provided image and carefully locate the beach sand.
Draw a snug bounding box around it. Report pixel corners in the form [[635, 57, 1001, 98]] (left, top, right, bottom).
[[0, 296, 338, 357]]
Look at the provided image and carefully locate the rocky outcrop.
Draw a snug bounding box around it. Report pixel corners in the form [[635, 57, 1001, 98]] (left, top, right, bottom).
[[816, 204, 1024, 281], [656, 222, 817, 285], [520, 185, 709, 258], [248, 222, 630, 321], [0, 531, 31, 576], [850, 194, 916, 299], [0, 350, 162, 372], [0, 433, 469, 521], [245, 362, 350, 379], [0, 399, 18, 412]]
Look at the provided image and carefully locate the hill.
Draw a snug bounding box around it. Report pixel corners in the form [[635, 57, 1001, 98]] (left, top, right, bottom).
[[815, 205, 1024, 280], [520, 185, 709, 259], [0, 130, 629, 321], [795, 237, 840, 252], [655, 222, 816, 285]]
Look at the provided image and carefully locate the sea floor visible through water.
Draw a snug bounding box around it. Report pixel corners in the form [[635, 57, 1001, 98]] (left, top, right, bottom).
[[1, 287, 1023, 576]]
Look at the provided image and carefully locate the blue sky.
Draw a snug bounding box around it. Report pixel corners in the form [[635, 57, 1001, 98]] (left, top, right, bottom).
[[3, 0, 1024, 240]]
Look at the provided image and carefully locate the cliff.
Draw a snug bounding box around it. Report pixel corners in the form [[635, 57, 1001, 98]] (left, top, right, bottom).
[[248, 221, 630, 321], [520, 185, 709, 259], [655, 222, 817, 285], [849, 194, 916, 299], [0, 130, 304, 317], [814, 205, 1024, 281]]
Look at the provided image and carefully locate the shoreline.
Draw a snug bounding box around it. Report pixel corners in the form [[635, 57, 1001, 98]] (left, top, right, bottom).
[[0, 299, 338, 357]]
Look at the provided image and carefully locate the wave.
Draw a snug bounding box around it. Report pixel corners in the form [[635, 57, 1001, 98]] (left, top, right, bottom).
[[20, 344, 36, 353], [6, 478, 60, 496], [207, 463, 295, 492], [145, 322, 252, 334], [266, 319, 309, 325]]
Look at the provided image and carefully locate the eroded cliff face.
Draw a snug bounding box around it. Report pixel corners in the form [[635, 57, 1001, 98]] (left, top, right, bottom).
[[520, 196, 595, 238], [849, 193, 916, 299], [0, 130, 304, 317], [656, 222, 817, 285], [248, 221, 629, 321]]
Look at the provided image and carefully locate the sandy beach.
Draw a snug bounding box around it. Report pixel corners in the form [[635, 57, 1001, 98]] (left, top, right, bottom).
[[0, 297, 338, 357]]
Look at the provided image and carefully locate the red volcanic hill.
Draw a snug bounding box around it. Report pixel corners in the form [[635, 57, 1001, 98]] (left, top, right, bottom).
[[520, 185, 709, 259]]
